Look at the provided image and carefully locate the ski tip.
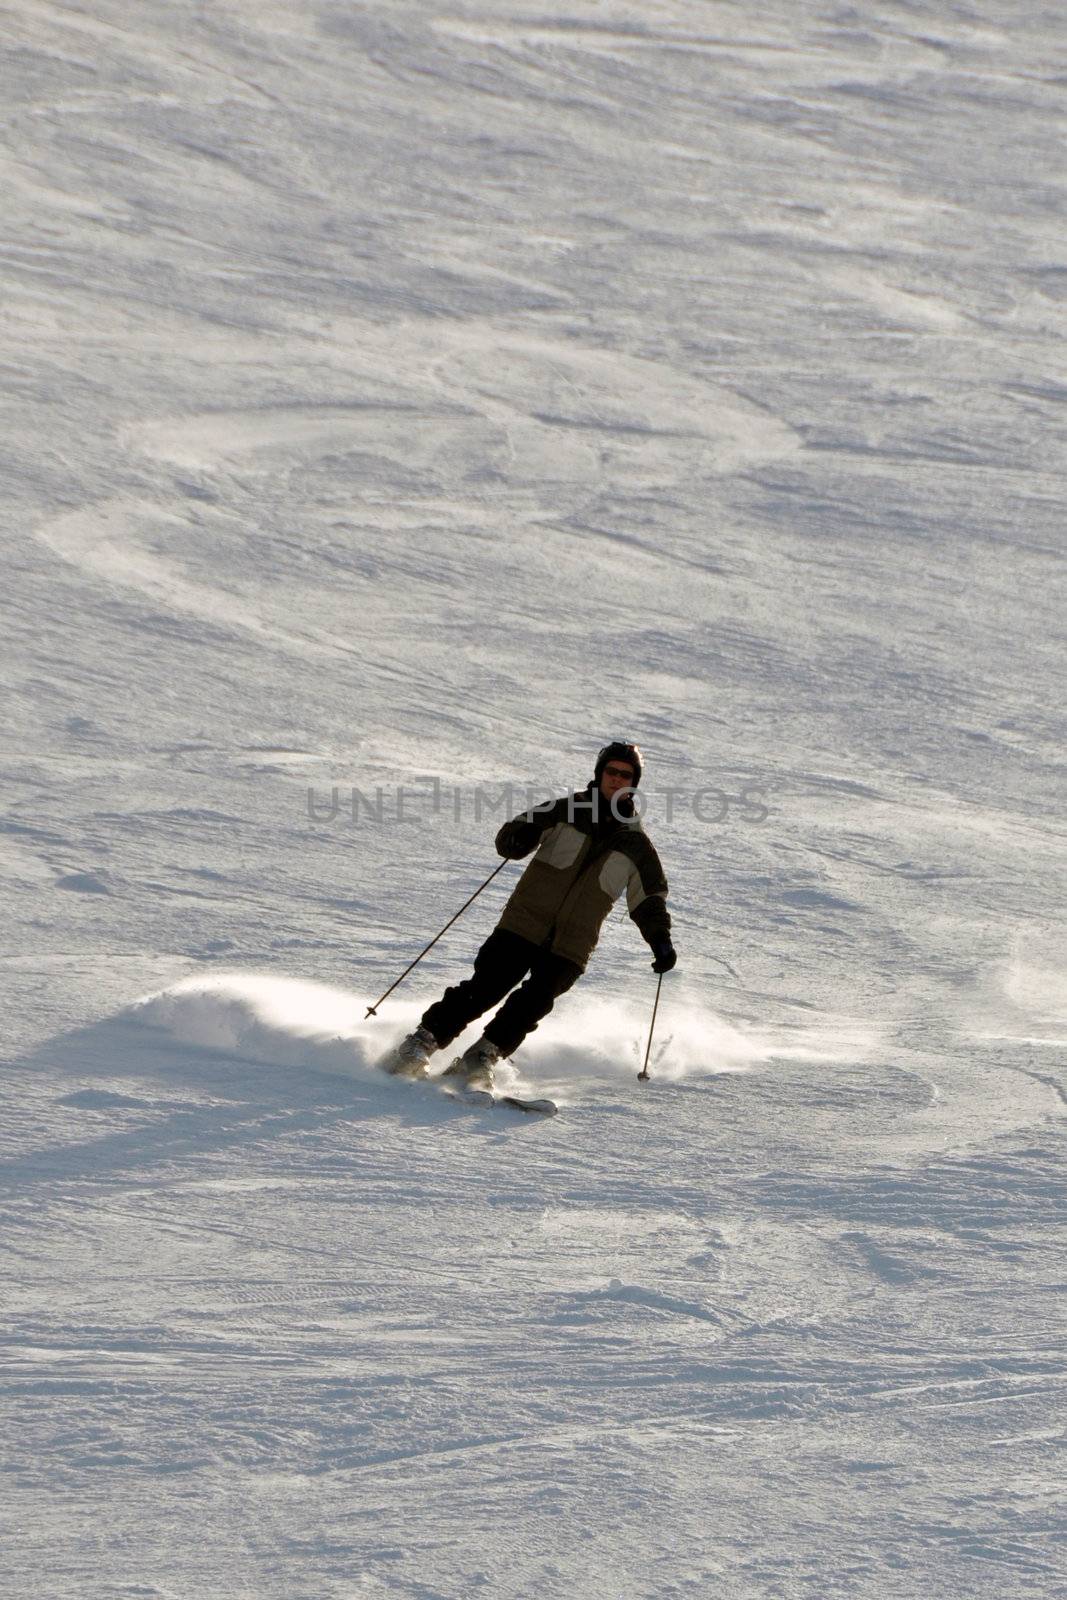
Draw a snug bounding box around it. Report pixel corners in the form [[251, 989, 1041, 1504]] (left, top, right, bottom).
[[500, 1095, 558, 1116]]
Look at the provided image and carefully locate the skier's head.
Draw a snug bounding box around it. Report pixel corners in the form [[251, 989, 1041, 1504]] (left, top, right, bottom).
[[594, 741, 642, 805]]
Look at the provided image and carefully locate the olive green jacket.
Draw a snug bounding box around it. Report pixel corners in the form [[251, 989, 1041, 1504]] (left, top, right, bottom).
[[494, 787, 671, 970]]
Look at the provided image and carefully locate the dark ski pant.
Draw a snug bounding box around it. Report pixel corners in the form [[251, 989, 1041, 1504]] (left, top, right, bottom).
[[421, 928, 582, 1058]]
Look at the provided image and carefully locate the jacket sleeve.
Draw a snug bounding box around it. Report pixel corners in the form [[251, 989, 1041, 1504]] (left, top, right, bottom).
[[627, 840, 671, 945], [495, 797, 564, 860]]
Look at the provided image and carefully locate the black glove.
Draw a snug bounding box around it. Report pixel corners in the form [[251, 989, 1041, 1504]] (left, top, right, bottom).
[[496, 819, 540, 860], [650, 939, 677, 973]]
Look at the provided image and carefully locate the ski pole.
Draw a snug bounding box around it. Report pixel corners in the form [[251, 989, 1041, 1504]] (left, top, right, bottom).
[[365, 858, 511, 1018], [638, 971, 664, 1082]]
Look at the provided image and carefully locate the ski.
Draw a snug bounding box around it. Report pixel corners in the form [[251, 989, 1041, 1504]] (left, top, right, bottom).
[[498, 1092, 558, 1116], [380, 1061, 557, 1116], [439, 1081, 559, 1117]]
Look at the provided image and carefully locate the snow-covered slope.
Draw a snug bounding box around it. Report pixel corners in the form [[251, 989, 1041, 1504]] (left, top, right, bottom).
[[2, 2, 1065, 1595]]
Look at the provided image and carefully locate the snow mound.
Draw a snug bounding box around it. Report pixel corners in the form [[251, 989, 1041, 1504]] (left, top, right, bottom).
[[516, 993, 765, 1084], [126, 973, 385, 1081], [125, 973, 779, 1089]]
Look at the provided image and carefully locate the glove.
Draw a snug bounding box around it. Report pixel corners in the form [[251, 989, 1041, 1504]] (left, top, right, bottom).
[[650, 939, 677, 973], [496, 819, 540, 860]]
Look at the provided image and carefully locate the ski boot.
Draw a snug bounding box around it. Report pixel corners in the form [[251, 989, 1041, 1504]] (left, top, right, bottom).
[[385, 1024, 439, 1080], [442, 1037, 501, 1093]]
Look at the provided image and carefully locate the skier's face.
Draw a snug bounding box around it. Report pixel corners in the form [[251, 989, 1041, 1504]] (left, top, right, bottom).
[[599, 761, 636, 804]]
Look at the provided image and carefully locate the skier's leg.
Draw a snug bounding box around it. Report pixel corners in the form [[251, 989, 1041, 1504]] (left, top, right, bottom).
[[482, 949, 582, 1058], [420, 929, 534, 1050]]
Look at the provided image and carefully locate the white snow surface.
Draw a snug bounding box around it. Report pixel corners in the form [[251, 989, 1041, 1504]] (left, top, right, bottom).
[[2, 0, 1066, 1595]]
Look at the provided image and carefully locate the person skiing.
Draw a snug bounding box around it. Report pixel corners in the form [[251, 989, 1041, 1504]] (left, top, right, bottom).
[[386, 742, 676, 1091]]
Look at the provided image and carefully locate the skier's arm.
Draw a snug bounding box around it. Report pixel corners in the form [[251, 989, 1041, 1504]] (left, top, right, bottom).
[[627, 844, 676, 969], [495, 797, 564, 860], [631, 892, 671, 943]]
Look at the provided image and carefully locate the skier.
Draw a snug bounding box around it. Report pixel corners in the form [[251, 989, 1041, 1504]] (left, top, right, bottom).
[[387, 742, 676, 1090]]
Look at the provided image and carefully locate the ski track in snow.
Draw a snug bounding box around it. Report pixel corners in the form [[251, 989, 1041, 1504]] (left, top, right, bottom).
[[2, 0, 1067, 1595]]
